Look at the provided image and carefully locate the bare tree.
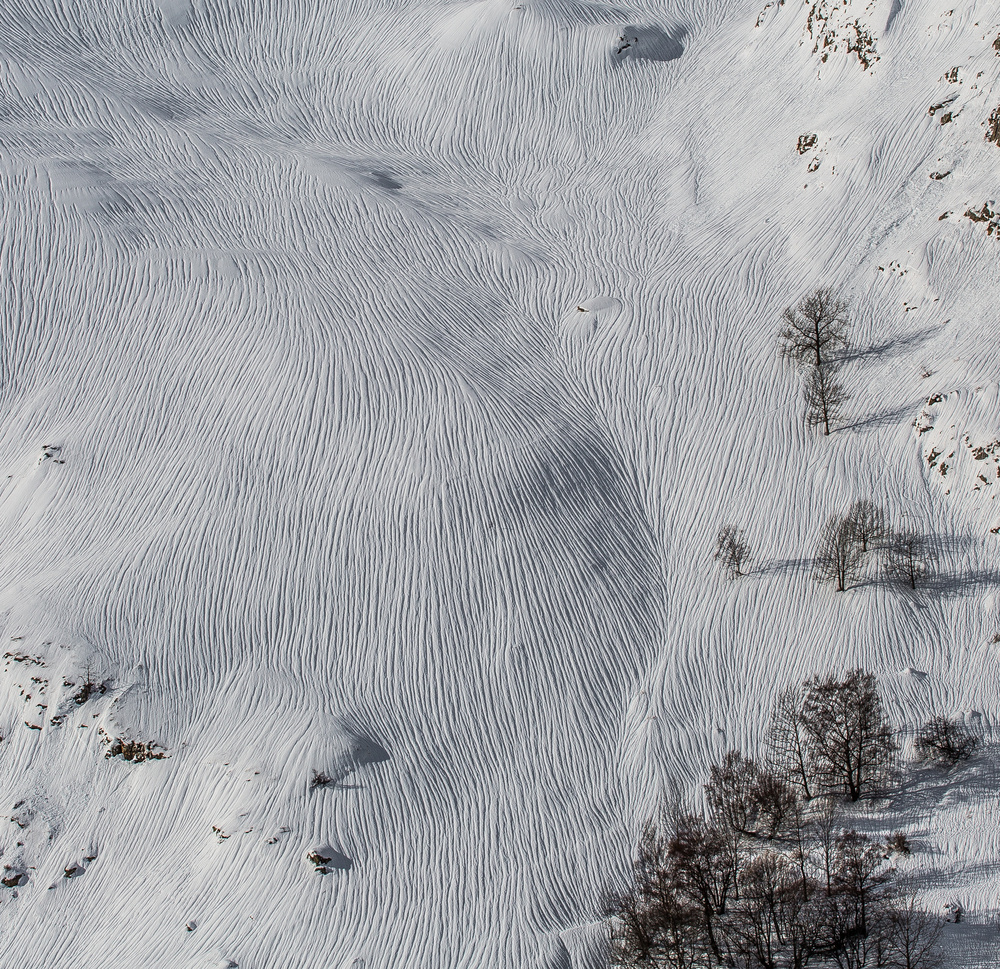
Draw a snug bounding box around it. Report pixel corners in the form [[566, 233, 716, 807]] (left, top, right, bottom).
[[800, 670, 898, 801], [704, 750, 796, 841], [809, 800, 842, 896], [884, 529, 932, 589], [605, 821, 702, 969], [882, 898, 944, 969], [713, 525, 750, 578], [815, 514, 866, 592], [780, 287, 851, 369], [914, 716, 979, 767], [804, 361, 849, 436], [831, 830, 891, 935], [767, 685, 814, 801], [845, 500, 886, 556], [667, 814, 740, 965], [815, 831, 894, 969], [724, 850, 817, 969]]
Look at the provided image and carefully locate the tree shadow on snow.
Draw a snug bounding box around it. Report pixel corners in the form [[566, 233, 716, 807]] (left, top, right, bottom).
[[839, 323, 945, 366], [915, 568, 1000, 598], [839, 404, 914, 433], [753, 557, 813, 577]]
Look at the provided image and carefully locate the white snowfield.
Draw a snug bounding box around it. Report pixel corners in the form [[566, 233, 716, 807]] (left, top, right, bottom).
[[0, 0, 998, 966]]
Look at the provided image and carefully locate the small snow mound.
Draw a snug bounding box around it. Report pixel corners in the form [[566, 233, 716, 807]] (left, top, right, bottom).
[[347, 732, 390, 768], [522, 0, 632, 27], [560, 920, 607, 967], [307, 845, 353, 874], [562, 296, 623, 339], [612, 24, 685, 62], [884, 0, 902, 32], [899, 667, 928, 680], [574, 296, 621, 313]]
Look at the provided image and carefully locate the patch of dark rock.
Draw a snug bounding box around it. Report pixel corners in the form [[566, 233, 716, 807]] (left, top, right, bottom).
[[986, 107, 1000, 145]]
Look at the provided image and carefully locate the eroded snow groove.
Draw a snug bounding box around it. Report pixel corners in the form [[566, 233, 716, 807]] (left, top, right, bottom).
[[0, 0, 999, 966]]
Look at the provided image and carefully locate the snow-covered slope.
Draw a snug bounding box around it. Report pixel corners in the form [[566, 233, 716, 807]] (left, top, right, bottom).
[[0, 0, 998, 966]]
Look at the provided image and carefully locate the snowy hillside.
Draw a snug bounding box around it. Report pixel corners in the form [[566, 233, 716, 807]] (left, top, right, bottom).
[[0, 0, 998, 966]]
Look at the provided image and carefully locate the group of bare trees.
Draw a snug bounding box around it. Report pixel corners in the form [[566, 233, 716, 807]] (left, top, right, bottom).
[[780, 289, 851, 436], [713, 502, 932, 591], [815, 501, 932, 592], [608, 810, 939, 969], [605, 671, 973, 969]]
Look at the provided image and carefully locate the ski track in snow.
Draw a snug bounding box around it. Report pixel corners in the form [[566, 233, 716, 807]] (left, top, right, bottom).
[[0, 0, 998, 965]]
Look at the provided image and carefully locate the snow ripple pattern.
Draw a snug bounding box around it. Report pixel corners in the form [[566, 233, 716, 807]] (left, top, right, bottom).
[[0, 0, 999, 966]]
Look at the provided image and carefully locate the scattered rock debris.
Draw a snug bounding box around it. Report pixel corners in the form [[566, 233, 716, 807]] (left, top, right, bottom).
[[928, 97, 957, 117], [101, 730, 166, 762], [805, 2, 878, 70], [39, 445, 64, 465], [964, 202, 1000, 236], [985, 106, 1000, 145], [1, 869, 27, 888]]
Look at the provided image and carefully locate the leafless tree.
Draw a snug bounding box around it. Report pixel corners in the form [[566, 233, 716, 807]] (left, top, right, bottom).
[[780, 287, 851, 369], [808, 800, 842, 896], [882, 898, 944, 969], [845, 500, 886, 556], [831, 830, 891, 935], [605, 821, 701, 969], [800, 670, 898, 801], [804, 361, 849, 436], [704, 750, 796, 841], [815, 515, 866, 592], [884, 529, 932, 590], [713, 525, 750, 578], [767, 685, 815, 801], [667, 814, 740, 965], [914, 716, 979, 767], [723, 850, 816, 969]]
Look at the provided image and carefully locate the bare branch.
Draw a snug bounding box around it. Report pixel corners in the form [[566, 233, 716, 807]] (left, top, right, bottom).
[[844, 500, 887, 556]]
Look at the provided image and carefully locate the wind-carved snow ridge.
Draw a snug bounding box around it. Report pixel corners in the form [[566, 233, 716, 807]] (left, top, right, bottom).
[[0, 0, 998, 965]]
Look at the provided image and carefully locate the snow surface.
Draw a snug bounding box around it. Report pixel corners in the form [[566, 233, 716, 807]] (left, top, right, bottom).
[[0, 0, 998, 966]]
